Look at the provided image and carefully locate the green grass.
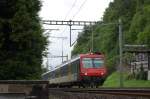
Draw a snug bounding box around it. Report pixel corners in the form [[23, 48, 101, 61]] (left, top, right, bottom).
[[102, 72, 150, 87]]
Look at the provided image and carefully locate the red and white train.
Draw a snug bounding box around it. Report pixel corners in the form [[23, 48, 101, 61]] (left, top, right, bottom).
[[42, 53, 107, 87]]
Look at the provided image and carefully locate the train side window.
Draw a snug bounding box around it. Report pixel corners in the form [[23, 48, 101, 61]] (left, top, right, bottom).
[[55, 69, 60, 78], [49, 72, 52, 79], [61, 65, 68, 76], [50, 71, 55, 79], [71, 59, 80, 74], [60, 67, 63, 76]]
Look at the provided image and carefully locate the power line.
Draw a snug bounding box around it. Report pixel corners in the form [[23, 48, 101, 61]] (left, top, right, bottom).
[[42, 20, 98, 47], [42, 20, 97, 26], [57, 0, 77, 28], [61, 0, 77, 40], [72, 0, 88, 20], [58, 0, 87, 47], [64, 0, 77, 20], [57, 0, 78, 38], [49, 36, 67, 39]]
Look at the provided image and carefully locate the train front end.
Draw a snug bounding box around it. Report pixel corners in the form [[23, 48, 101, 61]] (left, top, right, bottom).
[[79, 53, 107, 87]]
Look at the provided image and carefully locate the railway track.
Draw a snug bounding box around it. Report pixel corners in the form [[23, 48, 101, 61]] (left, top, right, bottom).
[[49, 88, 150, 99]]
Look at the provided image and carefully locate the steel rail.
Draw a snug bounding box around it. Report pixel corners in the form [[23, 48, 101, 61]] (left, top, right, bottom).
[[49, 88, 150, 97]]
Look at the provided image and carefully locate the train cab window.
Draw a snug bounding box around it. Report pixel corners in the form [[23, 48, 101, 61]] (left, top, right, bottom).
[[93, 58, 104, 68], [82, 58, 104, 68], [82, 58, 92, 68]]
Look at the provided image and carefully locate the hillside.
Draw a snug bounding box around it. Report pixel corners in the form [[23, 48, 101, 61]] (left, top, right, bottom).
[[72, 0, 150, 73], [103, 72, 150, 87]]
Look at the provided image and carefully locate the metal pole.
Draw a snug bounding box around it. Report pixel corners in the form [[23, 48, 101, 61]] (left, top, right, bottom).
[[69, 20, 72, 47], [148, 52, 150, 80], [119, 19, 124, 87], [62, 39, 64, 63], [46, 57, 49, 70], [70, 25, 72, 46], [66, 55, 68, 61], [91, 26, 94, 52], [148, 52, 150, 70]]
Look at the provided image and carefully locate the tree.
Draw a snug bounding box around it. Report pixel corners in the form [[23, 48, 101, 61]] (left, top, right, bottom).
[[0, 0, 47, 79], [72, 0, 150, 74]]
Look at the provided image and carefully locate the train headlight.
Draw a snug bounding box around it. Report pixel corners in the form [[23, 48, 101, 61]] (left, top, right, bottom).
[[101, 72, 104, 75], [84, 73, 87, 75]]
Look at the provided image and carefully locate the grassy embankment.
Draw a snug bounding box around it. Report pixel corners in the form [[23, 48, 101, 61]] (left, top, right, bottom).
[[103, 72, 150, 87]]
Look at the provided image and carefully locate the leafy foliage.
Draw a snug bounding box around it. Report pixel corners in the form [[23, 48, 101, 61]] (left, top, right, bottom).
[[72, 0, 150, 74], [103, 72, 150, 87], [0, 0, 47, 79]]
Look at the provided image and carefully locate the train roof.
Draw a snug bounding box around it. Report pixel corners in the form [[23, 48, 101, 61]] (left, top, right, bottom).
[[42, 53, 104, 76], [55, 55, 80, 69], [54, 53, 104, 69], [79, 52, 104, 57], [42, 55, 80, 76]]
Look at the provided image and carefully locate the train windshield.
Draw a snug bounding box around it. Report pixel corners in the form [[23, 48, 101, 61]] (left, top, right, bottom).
[[82, 58, 104, 68]]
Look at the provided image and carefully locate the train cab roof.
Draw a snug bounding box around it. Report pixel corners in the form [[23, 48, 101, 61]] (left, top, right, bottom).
[[79, 52, 104, 58], [42, 52, 104, 76]]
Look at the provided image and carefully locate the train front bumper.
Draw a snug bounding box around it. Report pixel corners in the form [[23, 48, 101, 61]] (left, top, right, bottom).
[[81, 76, 103, 83]]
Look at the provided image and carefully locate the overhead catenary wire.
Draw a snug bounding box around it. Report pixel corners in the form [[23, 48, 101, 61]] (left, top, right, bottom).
[[59, 0, 78, 37], [71, 0, 88, 20], [61, 0, 88, 38], [67, 0, 88, 47], [50, 0, 89, 55], [48, 0, 79, 62], [47, 0, 77, 66], [63, 0, 77, 21]]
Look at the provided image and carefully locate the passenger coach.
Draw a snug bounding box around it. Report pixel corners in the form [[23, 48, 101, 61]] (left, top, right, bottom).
[[42, 53, 107, 87]]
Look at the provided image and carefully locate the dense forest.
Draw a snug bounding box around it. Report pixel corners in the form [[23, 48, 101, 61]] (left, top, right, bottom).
[[72, 0, 150, 73], [0, 0, 47, 79]]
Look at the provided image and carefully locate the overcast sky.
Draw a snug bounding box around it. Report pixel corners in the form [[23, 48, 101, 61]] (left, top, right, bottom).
[[39, 0, 113, 70]]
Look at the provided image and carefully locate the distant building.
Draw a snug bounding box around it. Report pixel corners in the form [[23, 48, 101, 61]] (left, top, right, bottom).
[[124, 45, 150, 80], [130, 53, 148, 73]]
